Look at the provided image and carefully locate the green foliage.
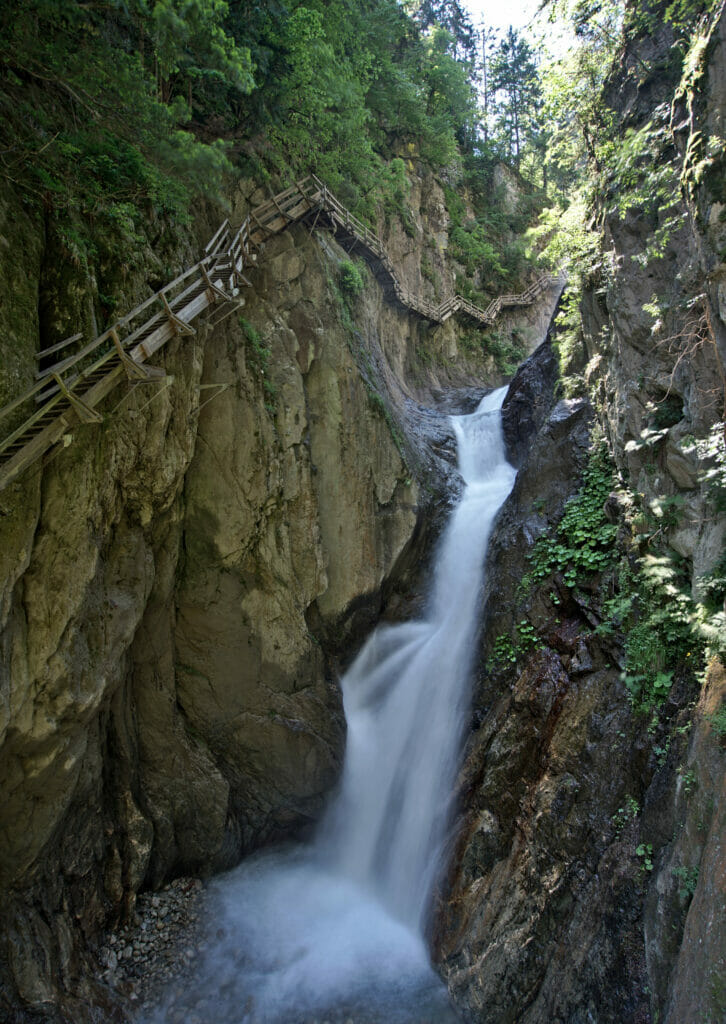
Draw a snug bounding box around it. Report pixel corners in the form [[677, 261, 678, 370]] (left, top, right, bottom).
[[488, 619, 542, 672], [415, 0, 476, 59], [151, 0, 255, 99], [527, 439, 617, 588], [443, 160, 541, 305], [677, 765, 697, 794], [527, 194, 596, 386], [450, 221, 509, 279], [682, 423, 726, 511], [236, 0, 481, 219], [605, 554, 701, 707], [338, 260, 365, 299], [672, 864, 699, 899], [704, 703, 726, 739], [0, 0, 251, 251], [486, 331, 527, 377], [488, 28, 543, 170], [490, 633, 518, 669], [601, 107, 682, 264], [636, 842, 654, 872], [663, 0, 720, 31], [0, 0, 492, 264], [612, 795, 639, 835], [239, 316, 276, 412], [653, 736, 671, 767], [537, 0, 622, 199]]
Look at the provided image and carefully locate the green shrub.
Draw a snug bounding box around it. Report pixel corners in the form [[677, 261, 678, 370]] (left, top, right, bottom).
[[338, 260, 365, 299]]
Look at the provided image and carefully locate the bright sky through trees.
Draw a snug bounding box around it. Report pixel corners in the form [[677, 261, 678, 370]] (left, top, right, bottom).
[[464, 0, 540, 32], [464, 0, 572, 58]]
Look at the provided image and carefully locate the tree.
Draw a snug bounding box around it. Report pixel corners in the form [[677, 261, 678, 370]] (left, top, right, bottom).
[[476, 24, 499, 145], [489, 27, 542, 168], [415, 0, 477, 59]]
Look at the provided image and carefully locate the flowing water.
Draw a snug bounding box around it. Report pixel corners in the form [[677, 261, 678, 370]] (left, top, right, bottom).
[[146, 388, 516, 1024]]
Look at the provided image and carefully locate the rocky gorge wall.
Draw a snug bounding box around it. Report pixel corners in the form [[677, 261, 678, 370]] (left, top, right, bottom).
[[437, 333, 725, 1024], [436, 5, 726, 1022], [0, 160, 560, 1021], [6, 17, 723, 1018]]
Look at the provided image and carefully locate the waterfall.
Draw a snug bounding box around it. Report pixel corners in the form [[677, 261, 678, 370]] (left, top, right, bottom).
[[317, 386, 516, 930], [148, 387, 516, 1024]]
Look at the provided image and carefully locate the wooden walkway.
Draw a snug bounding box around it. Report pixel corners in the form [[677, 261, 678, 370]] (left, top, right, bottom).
[[0, 174, 557, 491]]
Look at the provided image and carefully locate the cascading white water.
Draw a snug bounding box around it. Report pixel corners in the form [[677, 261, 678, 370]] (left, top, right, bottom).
[[147, 387, 516, 1024], [318, 386, 516, 931]]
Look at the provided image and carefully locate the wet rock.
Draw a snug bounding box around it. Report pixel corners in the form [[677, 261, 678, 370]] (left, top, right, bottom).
[[501, 335, 559, 467]]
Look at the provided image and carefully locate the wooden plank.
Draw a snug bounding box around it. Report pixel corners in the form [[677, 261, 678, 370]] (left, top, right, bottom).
[[36, 333, 83, 360], [33, 328, 112, 380], [130, 287, 211, 363], [116, 261, 202, 332], [205, 219, 230, 255], [64, 363, 125, 428]]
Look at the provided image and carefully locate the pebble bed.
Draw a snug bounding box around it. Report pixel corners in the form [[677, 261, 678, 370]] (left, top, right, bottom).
[[93, 875, 460, 1023], [95, 877, 208, 1019]]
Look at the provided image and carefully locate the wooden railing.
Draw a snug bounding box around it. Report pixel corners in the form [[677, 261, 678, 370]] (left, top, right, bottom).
[[0, 174, 559, 491]]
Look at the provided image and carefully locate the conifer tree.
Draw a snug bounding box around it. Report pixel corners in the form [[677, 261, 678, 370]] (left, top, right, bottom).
[[490, 27, 542, 168]]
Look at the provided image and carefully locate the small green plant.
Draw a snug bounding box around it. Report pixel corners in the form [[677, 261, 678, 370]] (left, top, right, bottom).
[[490, 634, 518, 670], [677, 767, 697, 795], [636, 842, 654, 872], [705, 703, 726, 738], [338, 260, 365, 299], [612, 795, 639, 835], [653, 737, 671, 767], [486, 331, 527, 377], [516, 619, 541, 650], [599, 554, 704, 708], [488, 620, 541, 672], [672, 864, 699, 899]]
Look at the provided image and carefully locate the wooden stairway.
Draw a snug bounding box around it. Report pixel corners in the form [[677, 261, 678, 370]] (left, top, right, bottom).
[[0, 174, 558, 492]]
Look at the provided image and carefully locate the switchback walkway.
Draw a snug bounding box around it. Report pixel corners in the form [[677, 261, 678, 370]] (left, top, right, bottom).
[[0, 174, 557, 491]]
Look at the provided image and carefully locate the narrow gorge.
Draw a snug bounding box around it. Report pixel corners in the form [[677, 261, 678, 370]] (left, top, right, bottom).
[[0, 1, 724, 1022]]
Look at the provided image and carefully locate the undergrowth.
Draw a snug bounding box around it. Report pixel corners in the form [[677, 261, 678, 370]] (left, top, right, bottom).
[[525, 438, 617, 588]]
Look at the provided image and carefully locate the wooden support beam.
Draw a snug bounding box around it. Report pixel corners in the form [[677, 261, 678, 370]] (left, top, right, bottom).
[[201, 265, 232, 304], [161, 292, 196, 336], [52, 374, 103, 424], [207, 299, 245, 330], [111, 329, 164, 381]]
